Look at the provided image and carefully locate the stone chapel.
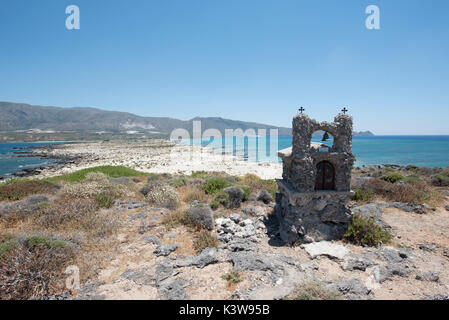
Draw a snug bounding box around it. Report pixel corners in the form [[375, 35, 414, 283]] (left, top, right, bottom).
[[275, 110, 356, 244]]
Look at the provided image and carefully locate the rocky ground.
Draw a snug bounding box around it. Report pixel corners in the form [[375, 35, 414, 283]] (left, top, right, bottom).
[[59, 196, 449, 300], [1, 164, 449, 300]]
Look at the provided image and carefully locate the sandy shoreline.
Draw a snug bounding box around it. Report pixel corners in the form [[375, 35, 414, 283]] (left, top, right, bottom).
[[30, 140, 283, 180]]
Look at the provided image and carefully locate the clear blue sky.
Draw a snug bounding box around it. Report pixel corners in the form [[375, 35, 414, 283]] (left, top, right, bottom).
[[1, 0, 448, 134]]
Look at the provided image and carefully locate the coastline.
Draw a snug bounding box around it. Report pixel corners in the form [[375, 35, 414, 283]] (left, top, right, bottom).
[[25, 140, 283, 180], [0, 142, 81, 180]]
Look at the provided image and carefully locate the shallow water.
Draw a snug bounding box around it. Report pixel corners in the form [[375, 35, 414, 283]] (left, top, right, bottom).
[[0, 142, 64, 177]]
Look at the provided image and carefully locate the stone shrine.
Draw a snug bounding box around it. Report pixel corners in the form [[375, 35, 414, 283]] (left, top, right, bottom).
[[275, 110, 355, 244]]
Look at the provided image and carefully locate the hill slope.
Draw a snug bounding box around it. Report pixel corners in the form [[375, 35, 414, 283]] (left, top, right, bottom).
[[0, 102, 373, 137], [0, 102, 292, 136]]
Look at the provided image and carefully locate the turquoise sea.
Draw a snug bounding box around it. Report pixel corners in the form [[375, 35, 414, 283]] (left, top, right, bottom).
[[0, 142, 64, 178], [185, 135, 449, 168], [1, 136, 449, 178]]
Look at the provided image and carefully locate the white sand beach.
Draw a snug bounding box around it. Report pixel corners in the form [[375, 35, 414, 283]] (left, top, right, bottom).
[[32, 141, 283, 180]]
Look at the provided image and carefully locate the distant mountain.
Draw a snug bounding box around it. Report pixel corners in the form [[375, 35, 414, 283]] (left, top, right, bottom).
[[353, 130, 375, 136], [0, 102, 373, 137]]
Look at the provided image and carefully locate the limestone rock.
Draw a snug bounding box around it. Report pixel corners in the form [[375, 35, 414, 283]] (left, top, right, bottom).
[[142, 235, 160, 245], [241, 205, 266, 217], [154, 244, 178, 257], [301, 241, 350, 260], [229, 252, 278, 272], [419, 243, 440, 252], [229, 213, 241, 223], [194, 247, 219, 268], [416, 271, 439, 282], [157, 279, 189, 300], [331, 278, 370, 296]]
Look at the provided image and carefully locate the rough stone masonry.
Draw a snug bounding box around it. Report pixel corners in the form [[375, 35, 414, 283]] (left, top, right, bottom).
[[275, 112, 355, 244]]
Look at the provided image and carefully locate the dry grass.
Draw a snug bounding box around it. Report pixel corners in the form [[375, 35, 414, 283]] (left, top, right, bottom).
[[290, 281, 342, 300], [36, 198, 120, 238], [161, 210, 190, 230], [0, 241, 76, 300], [360, 178, 442, 205], [193, 229, 219, 253], [179, 186, 210, 203], [241, 174, 277, 198], [0, 180, 59, 201], [60, 172, 135, 200]]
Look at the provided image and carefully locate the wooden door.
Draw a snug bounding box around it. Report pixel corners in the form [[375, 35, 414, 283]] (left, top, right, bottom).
[[315, 161, 335, 190]]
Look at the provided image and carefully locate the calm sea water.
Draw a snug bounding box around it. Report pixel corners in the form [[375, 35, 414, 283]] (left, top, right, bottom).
[[0, 142, 64, 177], [184, 136, 449, 168], [2, 137, 449, 177]]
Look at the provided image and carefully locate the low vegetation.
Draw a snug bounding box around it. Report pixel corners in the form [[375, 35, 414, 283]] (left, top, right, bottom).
[[210, 191, 230, 210], [221, 269, 243, 285], [141, 180, 179, 210], [48, 165, 146, 183], [0, 238, 76, 300], [241, 174, 278, 198], [0, 180, 58, 201], [290, 281, 342, 300], [61, 172, 134, 201], [2, 163, 448, 300], [357, 177, 440, 205], [353, 188, 374, 202], [343, 213, 392, 247], [381, 171, 405, 184], [193, 229, 219, 253], [161, 210, 190, 230], [202, 177, 232, 194]]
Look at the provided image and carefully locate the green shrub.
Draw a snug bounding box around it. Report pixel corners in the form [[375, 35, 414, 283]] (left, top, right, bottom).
[[190, 171, 209, 179], [221, 269, 243, 284], [291, 281, 342, 300], [403, 174, 421, 184], [241, 174, 277, 198], [0, 239, 19, 258], [343, 214, 392, 247], [241, 186, 251, 201], [147, 173, 162, 181], [24, 236, 69, 248], [171, 176, 188, 188], [96, 193, 114, 208], [210, 191, 229, 210], [193, 229, 218, 253], [441, 167, 449, 177], [48, 166, 146, 183], [202, 177, 232, 194], [354, 188, 374, 202], [381, 172, 405, 184]]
